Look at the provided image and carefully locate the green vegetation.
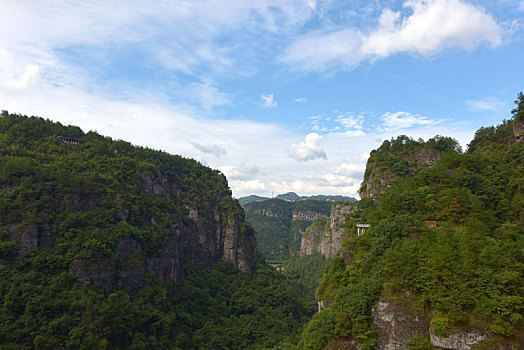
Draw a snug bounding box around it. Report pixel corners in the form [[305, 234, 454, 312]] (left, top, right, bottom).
[[243, 199, 331, 262], [0, 112, 313, 349], [360, 133, 461, 198], [0, 260, 313, 349], [283, 253, 327, 307], [298, 96, 524, 349]]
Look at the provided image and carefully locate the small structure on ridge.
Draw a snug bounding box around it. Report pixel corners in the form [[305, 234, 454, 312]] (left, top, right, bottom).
[[58, 135, 80, 145], [356, 223, 371, 236]]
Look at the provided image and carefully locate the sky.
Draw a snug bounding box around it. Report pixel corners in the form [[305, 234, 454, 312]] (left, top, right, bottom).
[[1, 0, 523, 199]]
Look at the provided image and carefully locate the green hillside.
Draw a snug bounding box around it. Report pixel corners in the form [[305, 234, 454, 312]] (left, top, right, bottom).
[[297, 97, 524, 349], [243, 198, 332, 262], [0, 112, 313, 349]]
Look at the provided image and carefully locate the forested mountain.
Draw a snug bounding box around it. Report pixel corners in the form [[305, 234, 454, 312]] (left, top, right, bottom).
[[238, 192, 356, 205], [297, 97, 524, 349], [0, 112, 313, 349], [242, 198, 332, 262], [1, 93, 523, 350]]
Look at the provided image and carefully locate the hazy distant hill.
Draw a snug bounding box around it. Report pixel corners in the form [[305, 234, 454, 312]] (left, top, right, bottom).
[[242, 198, 333, 261], [238, 192, 357, 205], [237, 194, 269, 205], [275, 192, 300, 201]]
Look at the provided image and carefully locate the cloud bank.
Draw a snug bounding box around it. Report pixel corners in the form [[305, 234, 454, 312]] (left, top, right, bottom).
[[282, 0, 502, 71]]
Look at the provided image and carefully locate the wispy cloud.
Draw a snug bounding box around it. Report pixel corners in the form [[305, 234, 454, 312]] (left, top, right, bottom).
[[218, 162, 259, 180], [381, 111, 436, 130], [230, 179, 266, 192], [184, 82, 231, 111], [290, 133, 327, 161], [191, 142, 227, 157], [335, 113, 365, 136], [465, 97, 506, 111], [294, 97, 307, 103], [261, 93, 278, 108], [309, 112, 366, 135], [282, 0, 502, 72]]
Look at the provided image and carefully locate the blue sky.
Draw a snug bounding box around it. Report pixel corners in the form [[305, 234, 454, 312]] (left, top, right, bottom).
[[1, 0, 523, 198]]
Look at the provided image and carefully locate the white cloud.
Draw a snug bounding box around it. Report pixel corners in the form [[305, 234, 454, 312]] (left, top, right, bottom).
[[361, 0, 501, 57], [290, 133, 327, 161], [465, 97, 506, 111], [295, 97, 308, 103], [321, 174, 355, 187], [191, 142, 227, 157], [0, 63, 40, 92], [185, 82, 231, 111], [230, 179, 266, 192], [282, 0, 502, 71], [0, 1, 316, 75], [311, 163, 365, 187], [381, 111, 435, 129], [519, 0, 524, 11], [360, 151, 370, 162], [335, 113, 366, 136], [282, 28, 363, 71], [218, 163, 259, 180], [261, 93, 278, 108], [332, 163, 365, 177]]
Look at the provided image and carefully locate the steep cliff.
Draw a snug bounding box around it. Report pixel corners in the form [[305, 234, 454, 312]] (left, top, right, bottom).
[[298, 108, 524, 350], [513, 92, 524, 142], [242, 198, 331, 261], [359, 135, 460, 199], [300, 201, 357, 258], [0, 113, 256, 293]]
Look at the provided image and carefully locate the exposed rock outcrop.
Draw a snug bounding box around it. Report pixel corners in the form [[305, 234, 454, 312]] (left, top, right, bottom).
[[514, 118, 524, 142], [325, 337, 363, 350], [70, 258, 116, 291], [116, 239, 146, 292], [242, 198, 331, 260], [292, 210, 328, 221], [430, 324, 490, 350], [300, 202, 356, 258], [6, 223, 38, 254], [372, 298, 429, 350], [3, 169, 257, 293], [360, 146, 441, 199]]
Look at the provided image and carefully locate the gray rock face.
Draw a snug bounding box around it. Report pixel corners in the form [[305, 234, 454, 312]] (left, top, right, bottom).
[[300, 202, 355, 258], [372, 298, 429, 350], [292, 210, 328, 221], [360, 147, 441, 200], [3, 169, 256, 293], [430, 325, 489, 350], [116, 239, 146, 292], [514, 119, 524, 142], [69, 258, 115, 291], [141, 173, 256, 279], [6, 223, 38, 254], [325, 337, 363, 350]]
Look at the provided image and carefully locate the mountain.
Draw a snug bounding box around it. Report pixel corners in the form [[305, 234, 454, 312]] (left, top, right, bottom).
[[237, 194, 269, 205], [275, 191, 301, 200], [242, 198, 332, 261], [238, 192, 357, 205], [300, 201, 358, 258], [359, 134, 461, 199], [307, 194, 357, 201], [297, 96, 524, 349], [0, 112, 313, 349]]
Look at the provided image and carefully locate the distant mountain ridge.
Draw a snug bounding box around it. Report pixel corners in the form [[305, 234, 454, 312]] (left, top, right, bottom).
[[241, 198, 335, 262], [238, 192, 357, 205]]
